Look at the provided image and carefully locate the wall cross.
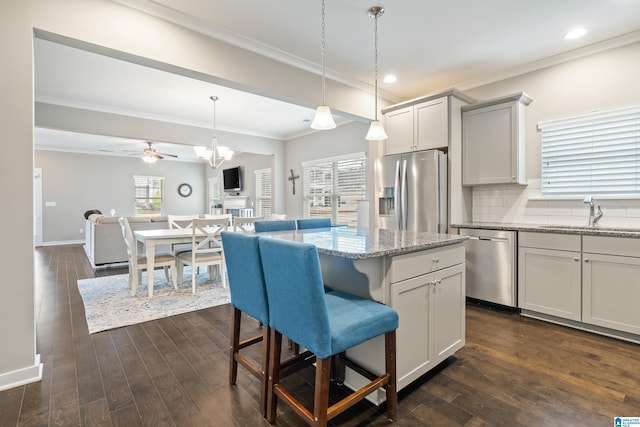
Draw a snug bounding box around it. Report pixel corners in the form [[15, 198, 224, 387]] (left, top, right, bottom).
[[288, 169, 300, 195]]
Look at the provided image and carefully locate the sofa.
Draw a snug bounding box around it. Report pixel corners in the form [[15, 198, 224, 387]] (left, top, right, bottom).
[[84, 214, 171, 267]]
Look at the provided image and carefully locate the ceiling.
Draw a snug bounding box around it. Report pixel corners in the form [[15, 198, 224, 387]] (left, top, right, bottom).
[[34, 0, 640, 161]]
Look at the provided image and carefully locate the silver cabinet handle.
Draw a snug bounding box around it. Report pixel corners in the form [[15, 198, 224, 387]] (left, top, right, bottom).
[[573, 257, 579, 262], [584, 258, 590, 263], [433, 258, 439, 263]]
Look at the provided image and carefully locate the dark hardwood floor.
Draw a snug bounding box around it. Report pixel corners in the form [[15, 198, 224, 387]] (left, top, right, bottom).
[[1, 244, 639, 426]]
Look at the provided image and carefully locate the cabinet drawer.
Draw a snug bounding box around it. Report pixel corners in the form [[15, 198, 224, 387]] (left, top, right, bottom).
[[583, 235, 640, 257], [519, 231, 581, 251], [390, 244, 464, 283]]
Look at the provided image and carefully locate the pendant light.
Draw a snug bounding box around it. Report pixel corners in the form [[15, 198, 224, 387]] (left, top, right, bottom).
[[310, 0, 337, 130], [365, 6, 388, 141], [194, 96, 234, 169]]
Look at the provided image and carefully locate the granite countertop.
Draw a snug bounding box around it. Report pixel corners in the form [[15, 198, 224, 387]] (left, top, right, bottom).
[[452, 222, 640, 238], [257, 227, 468, 260]]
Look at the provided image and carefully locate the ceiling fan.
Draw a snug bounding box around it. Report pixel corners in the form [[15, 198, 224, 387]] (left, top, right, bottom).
[[133, 142, 178, 164]]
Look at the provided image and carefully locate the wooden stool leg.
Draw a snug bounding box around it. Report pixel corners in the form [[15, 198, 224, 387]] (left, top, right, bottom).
[[385, 330, 398, 422], [266, 329, 283, 424], [260, 326, 271, 418], [313, 357, 332, 427], [229, 308, 241, 384]]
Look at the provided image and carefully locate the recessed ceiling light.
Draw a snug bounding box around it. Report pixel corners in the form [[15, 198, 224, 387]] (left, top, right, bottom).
[[564, 27, 587, 40], [383, 74, 397, 84]]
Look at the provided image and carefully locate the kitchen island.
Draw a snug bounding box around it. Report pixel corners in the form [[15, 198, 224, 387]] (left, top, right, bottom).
[[256, 226, 468, 402]]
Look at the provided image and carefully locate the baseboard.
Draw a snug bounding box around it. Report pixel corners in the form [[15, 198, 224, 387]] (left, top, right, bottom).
[[0, 354, 43, 392], [42, 239, 84, 247]]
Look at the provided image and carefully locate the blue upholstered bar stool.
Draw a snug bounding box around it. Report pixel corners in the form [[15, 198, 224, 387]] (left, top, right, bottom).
[[220, 232, 270, 416], [221, 232, 315, 417], [295, 217, 331, 229], [254, 219, 296, 232], [258, 238, 399, 426]]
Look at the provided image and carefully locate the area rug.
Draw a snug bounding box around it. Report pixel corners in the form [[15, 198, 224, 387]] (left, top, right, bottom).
[[77, 268, 230, 333]]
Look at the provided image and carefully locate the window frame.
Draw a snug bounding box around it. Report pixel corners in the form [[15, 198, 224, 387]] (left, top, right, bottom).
[[133, 175, 164, 217]]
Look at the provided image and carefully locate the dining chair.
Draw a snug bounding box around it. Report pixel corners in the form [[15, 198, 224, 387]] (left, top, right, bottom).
[[254, 219, 296, 233], [118, 217, 177, 297], [221, 231, 316, 417], [233, 216, 264, 233], [176, 217, 229, 293], [167, 214, 200, 255], [258, 238, 399, 426], [296, 218, 332, 229]]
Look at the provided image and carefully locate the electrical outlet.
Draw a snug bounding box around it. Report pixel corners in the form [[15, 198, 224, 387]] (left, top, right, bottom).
[[80, 228, 84, 234]]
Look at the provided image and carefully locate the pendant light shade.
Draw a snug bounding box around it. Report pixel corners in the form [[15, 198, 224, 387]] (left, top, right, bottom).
[[365, 6, 387, 141], [310, 0, 336, 130], [366, 120, 388, 140], [194, 96, 234, 169]]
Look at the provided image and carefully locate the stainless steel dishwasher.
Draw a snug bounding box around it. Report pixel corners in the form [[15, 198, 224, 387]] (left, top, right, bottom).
[[458, 228, 517, 307]]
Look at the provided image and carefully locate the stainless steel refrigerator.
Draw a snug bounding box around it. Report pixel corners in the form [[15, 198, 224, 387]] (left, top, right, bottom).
[[375, 149, 447, 233]]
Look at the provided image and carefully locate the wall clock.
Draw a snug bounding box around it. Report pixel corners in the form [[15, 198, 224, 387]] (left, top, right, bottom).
[[178, 183, 192, 197]]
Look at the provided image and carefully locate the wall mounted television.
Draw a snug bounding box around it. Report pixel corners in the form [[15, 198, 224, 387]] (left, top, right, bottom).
[[222, 166, 242, 192]]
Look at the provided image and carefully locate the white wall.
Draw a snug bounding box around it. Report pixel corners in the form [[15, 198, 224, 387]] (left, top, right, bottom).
[[464, 41, 640, 227], [284, 121, 370, 219]]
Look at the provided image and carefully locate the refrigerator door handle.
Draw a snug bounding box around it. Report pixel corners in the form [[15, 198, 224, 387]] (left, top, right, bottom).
[[401, 159, 408, 230], [394, 160, 401, 229]]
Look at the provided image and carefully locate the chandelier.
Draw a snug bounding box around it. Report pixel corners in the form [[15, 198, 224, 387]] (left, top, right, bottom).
[[194, 96, 234, 169]]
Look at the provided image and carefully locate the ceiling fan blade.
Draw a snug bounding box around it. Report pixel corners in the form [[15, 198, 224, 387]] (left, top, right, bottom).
[[158, 152, 178, 158]]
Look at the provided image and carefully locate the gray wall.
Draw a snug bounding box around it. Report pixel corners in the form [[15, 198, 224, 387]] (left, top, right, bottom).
[[205, 152, 273, 210], [35, 150, 207, 243], [464, 41, 640, 181], [2, 0, 376, 390], [284, 121, 370, 219]]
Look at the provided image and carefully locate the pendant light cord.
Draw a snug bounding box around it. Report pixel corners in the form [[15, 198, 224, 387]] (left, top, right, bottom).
[[373, 11, 379, 121], [321, 0, 327, 105]]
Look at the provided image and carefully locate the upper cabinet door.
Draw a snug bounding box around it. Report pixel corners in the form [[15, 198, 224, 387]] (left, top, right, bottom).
[[384, 106, 414, 155], [461, 93, 531, 186], [384, 97, 449, 155], [415, 97, 448, 151]]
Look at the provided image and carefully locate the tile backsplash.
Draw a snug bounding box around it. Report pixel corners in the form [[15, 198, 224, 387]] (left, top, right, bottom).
[[472, 179, 640, 228]]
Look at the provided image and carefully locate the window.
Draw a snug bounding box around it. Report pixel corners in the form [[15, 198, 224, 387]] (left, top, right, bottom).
[[302, 153, 366, 226], [134, 175, 163, 216], [254, 168, 273, 217], [208, 176, 222, 213], [539, 105, 640, 197]]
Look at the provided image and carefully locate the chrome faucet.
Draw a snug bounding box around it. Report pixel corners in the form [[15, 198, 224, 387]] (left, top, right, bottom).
[[583, 196, 603, 228]]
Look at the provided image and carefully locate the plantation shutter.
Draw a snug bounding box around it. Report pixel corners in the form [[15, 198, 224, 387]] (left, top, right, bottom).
[[302, 152, 366, 226], [539, 105, 640, 196], [254, 168, 272, 217]]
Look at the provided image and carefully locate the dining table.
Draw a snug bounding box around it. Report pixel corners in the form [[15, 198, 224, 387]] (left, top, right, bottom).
[[134, 228, 212, 296]]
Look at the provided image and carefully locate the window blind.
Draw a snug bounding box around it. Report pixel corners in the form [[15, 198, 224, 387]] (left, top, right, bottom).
[[539, 105, 640, 196], [302, 153, 366, 226], [254, 168, 272, 217], [133, 175, 163, 216], [208, 177, 221, 213]]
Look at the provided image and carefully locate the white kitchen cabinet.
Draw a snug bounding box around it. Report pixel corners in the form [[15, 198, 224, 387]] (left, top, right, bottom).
[[384, 106, 414, 155], [389, 245, 465, 390], [461, 92, 532, 186], [582, 236, 640, 335], [384, 97, 449, 155], [518, 232, 582, 321]]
